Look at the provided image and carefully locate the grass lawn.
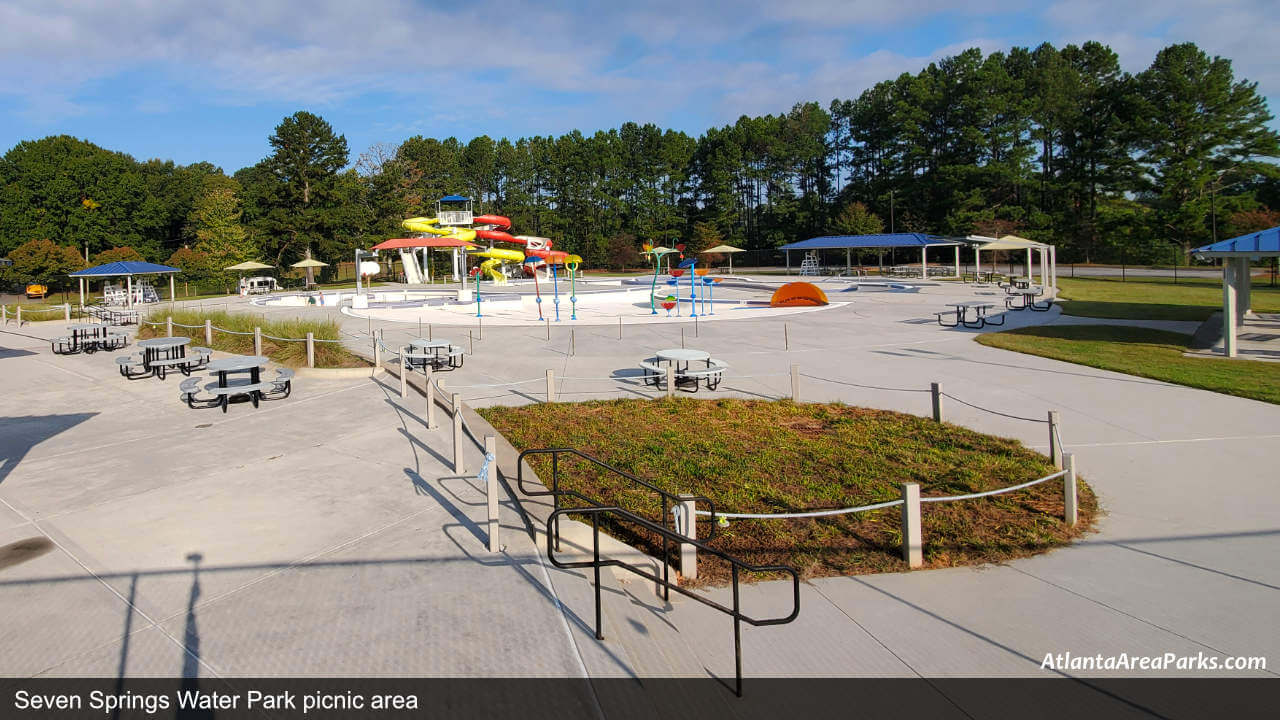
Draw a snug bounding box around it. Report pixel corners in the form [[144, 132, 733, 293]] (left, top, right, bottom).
[[480, 398, 1096, 584], [976, 325, 1280, 405], [139, 308, 368, 368], [1056, 276, 1280, 321]]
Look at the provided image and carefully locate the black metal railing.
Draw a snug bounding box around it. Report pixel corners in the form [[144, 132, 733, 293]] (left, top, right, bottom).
[[516, 447, 719, 601], [547, 504, 800, 697]]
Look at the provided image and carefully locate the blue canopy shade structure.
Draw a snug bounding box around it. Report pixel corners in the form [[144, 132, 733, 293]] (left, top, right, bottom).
[[1192, 226, 1280, 259], [1192, 226, 1280, 358], [438, 194, 470, 203], [778, 233, 957, 251], [69, 261, 180, 277], [778, 233, 962, 279], [68, 261, 180, 308]]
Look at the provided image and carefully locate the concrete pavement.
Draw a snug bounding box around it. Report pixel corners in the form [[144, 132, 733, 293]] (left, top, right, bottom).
[[2, 277, 1276, 690]]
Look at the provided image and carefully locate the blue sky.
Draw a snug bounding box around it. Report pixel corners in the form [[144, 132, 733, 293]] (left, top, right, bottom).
[[1, 0, 1276, 174]]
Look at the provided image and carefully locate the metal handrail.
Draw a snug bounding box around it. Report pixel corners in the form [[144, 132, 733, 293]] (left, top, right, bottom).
[[515, 447, 719, 601], [547, 504, 800, 697]]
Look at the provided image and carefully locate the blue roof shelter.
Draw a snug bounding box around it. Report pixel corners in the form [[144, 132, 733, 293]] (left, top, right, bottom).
[[69, 260, 181, 308], [1193, 226, 1280, 357], [778, 233, 962, 278]]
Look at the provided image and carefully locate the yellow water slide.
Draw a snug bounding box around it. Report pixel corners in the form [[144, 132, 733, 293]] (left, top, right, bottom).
[[472, 247, 525, 285], [401, 217, 477, 242]]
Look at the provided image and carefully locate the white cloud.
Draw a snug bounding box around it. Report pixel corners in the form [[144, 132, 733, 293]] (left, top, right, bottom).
[[0, 0, 1275, 140]]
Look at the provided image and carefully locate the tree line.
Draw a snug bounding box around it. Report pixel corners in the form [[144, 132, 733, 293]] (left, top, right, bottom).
[[3, 40, 1278, 292]]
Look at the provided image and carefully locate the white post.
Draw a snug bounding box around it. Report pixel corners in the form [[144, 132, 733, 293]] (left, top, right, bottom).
[[485, 435, 500, 553], [425, 365, 437, 429], [306, 332, 315, 368], [399, 346, 408, 398], [64, 303, 70, 322], [79, 277, 84, 308], [545, 369, 555, 403], [901, 483, 922, 568], [920, 246, 927, 279], [126, 275, 133, 309], [253, 326, 262, 356], [15, 307, 21, 325], [452, 393, 465, 474], [665, 365, 674, 399], [169, 275, 175, 303], [677, 494, 697, 580], [1237, 257, 1252, 323], [204, 319, 212, 345], [974, 246, 981, 279], [166, 316, 173, 337], [373, 336, 382, 375], [953, 245, 960, 278], [1064, 453, 1078, 527], [790, 363, 800, 401], [1223, 261, 1238, 357], [931, 382, 942, 422], [1, 305, 6, 324], [1048, 411, 1062, 469], [1025, 248, 1032, 280]]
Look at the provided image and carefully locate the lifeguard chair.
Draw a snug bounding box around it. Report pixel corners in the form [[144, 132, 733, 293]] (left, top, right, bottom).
[[436, 195, 473, 227]]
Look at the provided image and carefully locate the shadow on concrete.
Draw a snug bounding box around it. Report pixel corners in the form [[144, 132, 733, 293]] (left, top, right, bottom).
[[0, 412, 97, 488]]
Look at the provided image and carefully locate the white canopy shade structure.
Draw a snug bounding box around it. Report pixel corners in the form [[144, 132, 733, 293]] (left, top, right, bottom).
[[968, 235, 1057, 288], [700, 244, 745, 273]]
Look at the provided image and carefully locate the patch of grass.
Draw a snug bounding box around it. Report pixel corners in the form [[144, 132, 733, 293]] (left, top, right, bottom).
[[976, 325, 1280, 405], [1056, 277, 1280, 321], [0, 302, 66, 321], [480, 398, 1097, 584], [139, 309, 367, 368]]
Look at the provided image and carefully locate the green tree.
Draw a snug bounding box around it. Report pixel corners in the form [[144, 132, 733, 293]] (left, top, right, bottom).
[[189, 177, 253, 266], [830, 202, 884, 235], [5, 238, 85, 296], [1135, 43, 1280, 257], [253, 111, 351, 276], [92, 246, 144, 264]]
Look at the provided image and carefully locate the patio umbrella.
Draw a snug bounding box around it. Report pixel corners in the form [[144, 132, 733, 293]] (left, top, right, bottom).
[[701, 244, 745, 273], [223, 260, 275, 295], [291, 257, 329, 288]]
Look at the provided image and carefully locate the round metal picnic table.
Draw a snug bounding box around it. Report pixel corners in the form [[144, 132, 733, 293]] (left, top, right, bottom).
[[947, 301, 998, 328], [65, 322, 110, 353], [407, 338, 452, 370], [137, 336, 190, 373], [656, 348, 710, 363], [656, 348, 711, 387], [207, 354, 269, 386]]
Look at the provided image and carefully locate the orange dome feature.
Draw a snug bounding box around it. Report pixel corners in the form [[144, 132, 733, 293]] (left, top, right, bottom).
[[770, 282, 829, 307]]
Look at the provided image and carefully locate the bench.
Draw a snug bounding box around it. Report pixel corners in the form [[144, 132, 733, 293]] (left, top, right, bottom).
[[268, 368, 293, 399], [204, 379, 276, 412], [116, 354, 149, 378], [52, 336, 75, 354], [150, 355, 201, 380], [639, 359, 665, 387], [935, 310, 960, 328], [104, 332, 129, 350], [178, 377, 219, 409], [680, 359, 728, 391]]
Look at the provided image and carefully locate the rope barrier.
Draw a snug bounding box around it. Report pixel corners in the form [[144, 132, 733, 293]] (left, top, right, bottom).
[[940, 392, 1049, 423], [692, 468, 1068, 519], [919, 469, 1067, 503], [800, 373, 931, 393], [693, 498, 903, 519], [436, 378, 544, 389]]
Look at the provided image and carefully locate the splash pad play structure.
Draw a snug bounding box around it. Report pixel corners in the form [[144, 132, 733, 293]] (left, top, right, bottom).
[[255, 195, 847, 325]]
